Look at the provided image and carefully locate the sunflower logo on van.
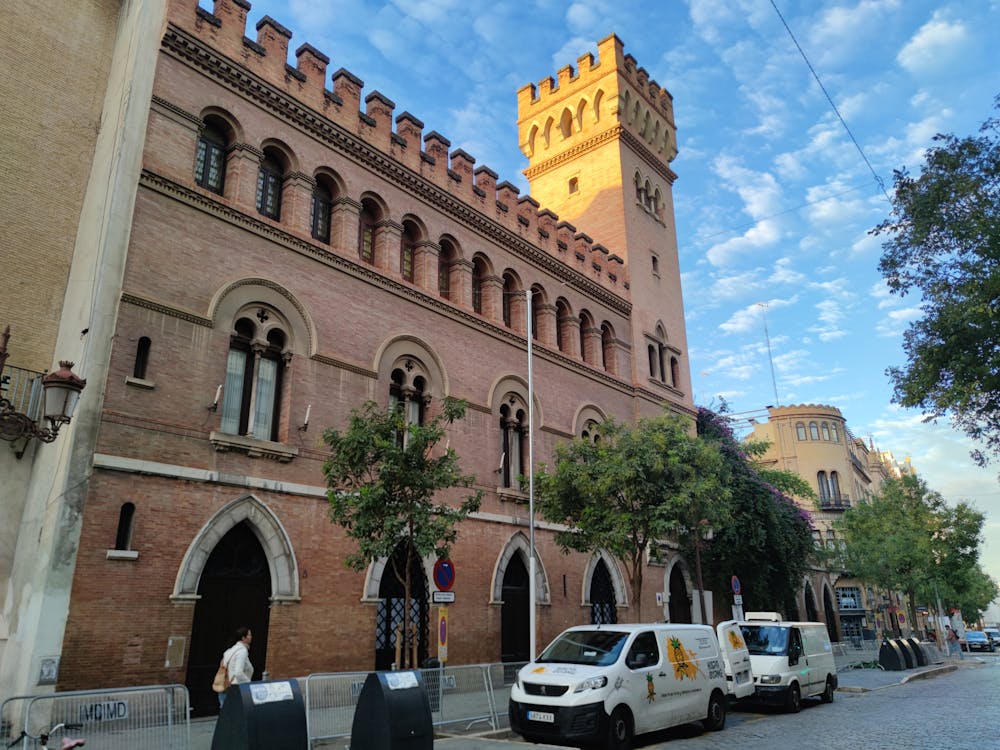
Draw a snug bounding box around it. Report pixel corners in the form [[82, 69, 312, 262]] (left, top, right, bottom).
[[667, 637, 701, 681], [727, 629, 745, 650]]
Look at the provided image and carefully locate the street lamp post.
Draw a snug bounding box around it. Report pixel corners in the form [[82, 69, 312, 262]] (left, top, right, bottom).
[[526, 289, 537, 660]]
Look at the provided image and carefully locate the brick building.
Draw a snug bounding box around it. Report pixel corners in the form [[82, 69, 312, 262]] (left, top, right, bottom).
[[4, 0, 703, 713]]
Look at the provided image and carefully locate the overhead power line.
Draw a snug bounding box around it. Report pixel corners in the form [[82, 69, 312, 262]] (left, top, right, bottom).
[[769, 0, 892, 203]]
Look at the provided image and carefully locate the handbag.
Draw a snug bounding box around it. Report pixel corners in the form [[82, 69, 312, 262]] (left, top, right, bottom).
[[212, 659, 231, 693]]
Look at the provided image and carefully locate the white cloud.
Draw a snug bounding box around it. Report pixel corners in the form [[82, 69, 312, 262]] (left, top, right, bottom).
[[769, 258, 805, 285], [897, 12, 969, 76], [719, 298, 795, 335], [875, 306, 922, 337]]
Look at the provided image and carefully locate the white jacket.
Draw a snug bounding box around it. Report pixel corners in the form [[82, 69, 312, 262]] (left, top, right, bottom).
[[222, 641, 253, 684]]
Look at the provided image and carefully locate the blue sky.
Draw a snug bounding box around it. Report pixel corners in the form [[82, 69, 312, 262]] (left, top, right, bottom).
[[234, 0, 1000, 615]]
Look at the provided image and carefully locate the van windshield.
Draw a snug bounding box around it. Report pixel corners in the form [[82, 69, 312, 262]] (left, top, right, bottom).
[[740, 625, 790, 656], [536, 630, 629, 666]]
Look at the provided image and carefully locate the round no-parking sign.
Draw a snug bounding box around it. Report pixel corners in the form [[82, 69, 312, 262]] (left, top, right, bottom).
[[434, 558, 456, 591]]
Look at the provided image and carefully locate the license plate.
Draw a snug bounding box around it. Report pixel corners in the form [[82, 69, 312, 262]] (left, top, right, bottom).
[[528, 710, 555, 723]]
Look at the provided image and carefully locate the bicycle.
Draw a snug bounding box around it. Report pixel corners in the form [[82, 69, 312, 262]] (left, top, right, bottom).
[[6, 723, 85, 749]]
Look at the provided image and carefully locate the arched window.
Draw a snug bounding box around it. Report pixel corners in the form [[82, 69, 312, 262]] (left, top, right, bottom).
[[502, 273, 517, 328], [590, 559, 617, 624], [310, 178, 334, 242], [796, 422, 807, 440], [555, 299, 570, 352], [648, 344, 657, 378], [499, 398, 527, 490], [389, 367, 427, 447], [438, 239, 456, 299], [670, 356, 680, 387], [644, 180, 654, 211], [601, 323, 615, 373], [195, 119, 228, 194], [559, 108, 573, 138], [831, 423, 840, 442], [809, 422, 820, 440], [358, 198, 381, 264], [133, 336, 151, 379], [256, 148, 286, 219], [579, 311, 594, 364], [400, 220, 419, 282], [220, 312, 287, 441], [634, 172, 645, 205], [653, 188, 662, 217], [472, 256, 486, 314], [821, 422, 831, 441], [531, 288, 543, 340], [581, 419, 600, 443], [817, 471, 830, 503], [830, 471, 842, 505], [114, 502, 136, 551]]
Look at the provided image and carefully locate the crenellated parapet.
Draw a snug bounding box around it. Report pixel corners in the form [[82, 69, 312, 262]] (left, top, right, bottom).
[[516, 33, 677, 169], [164, 0, 631, 297]]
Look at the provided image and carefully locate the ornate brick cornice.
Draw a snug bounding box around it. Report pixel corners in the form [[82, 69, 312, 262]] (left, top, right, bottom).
[[121, 291, 212, 327], [159, 25, 630, 316]]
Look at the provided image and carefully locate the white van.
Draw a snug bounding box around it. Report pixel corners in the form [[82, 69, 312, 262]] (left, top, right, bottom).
[[734, 612, 838, 712], [508, 623, 742, 749]]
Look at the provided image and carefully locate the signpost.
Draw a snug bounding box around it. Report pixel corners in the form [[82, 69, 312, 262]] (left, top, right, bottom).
[[731, 575, 745, 621], [433, 559, 455, 664]]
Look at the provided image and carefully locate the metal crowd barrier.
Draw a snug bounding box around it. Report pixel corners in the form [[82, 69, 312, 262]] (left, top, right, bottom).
[[303, 662, 528, 747], [1, 684, 190, 750]]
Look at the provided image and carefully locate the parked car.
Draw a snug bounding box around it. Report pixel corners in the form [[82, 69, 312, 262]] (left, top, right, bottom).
[[984, 628, 1000, 647], [963, 630, 994, 653]]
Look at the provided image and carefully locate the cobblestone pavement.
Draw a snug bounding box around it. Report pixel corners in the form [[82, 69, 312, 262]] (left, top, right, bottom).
[[433, 656, 997, 750]]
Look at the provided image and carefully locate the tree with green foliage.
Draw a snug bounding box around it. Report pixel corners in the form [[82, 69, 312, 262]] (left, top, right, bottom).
[[695, 408, 817, 614], [873, 97, 1000, 468], [835, 474, 994, 626], [535, 412, 729, 621], [323, 397, 482, 668]]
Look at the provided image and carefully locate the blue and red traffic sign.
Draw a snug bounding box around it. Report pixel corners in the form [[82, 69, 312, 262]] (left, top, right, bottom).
[[434, 558, 456, 591]]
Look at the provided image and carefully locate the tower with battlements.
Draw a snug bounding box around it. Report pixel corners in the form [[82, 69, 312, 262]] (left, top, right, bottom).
[[518, 35, 691, 412]]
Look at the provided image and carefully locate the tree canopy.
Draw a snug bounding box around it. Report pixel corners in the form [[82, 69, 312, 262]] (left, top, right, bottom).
[[695, 408, 816, 614], [873, 97, 1000, 467], [535, 411, 729, 621], [323, 397, 482, 666], [835, 474, 996, 622]]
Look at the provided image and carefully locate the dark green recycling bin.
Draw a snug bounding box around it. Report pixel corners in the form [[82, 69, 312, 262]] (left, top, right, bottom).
[[351, 670, 433, 750], [211, 679, 307, 750]]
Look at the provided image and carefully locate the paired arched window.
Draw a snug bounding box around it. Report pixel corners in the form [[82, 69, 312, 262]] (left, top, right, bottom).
[[256, 147, 287, 219], [389, 367, 427, 447], [499, 396, 528, 490], [195, 119, 229, 194], [220, 311, 288, 441]]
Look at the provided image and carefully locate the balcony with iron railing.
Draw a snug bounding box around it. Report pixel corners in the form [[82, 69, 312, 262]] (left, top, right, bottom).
[[818, 493, 851, 510]]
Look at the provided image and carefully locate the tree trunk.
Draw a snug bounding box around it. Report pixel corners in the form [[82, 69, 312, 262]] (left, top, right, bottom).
[[403, 539, 413, 668], [630, 549, 644, 622]]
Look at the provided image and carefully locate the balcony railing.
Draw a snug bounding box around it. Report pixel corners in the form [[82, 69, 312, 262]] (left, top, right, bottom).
[[819, 494, 851, 510]]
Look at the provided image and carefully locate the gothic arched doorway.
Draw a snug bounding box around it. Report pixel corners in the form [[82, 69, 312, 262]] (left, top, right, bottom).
[[590, 559, 617, 624], [804, 584, 819, 622], [501, 552, 530, 665], [375, 543, 428, 670], [668, 564, 691, 623], [823, 587, 839, 641], [185, 521, 271, 716]]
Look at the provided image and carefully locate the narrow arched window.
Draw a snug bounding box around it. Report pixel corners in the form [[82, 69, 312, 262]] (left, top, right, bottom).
[[601, 323, 615, 373], [400, 221, 418, 282], [648, 344, 656, 378], [133, 336, 151, 379], [796, 422, 807, 440], [531, 290, 543, 340], [831, 423, 840, 442], [670, 356, 679, 387], [830, 472, 842, 505], [114, 502, 136, 551], [256, 149, 285, 219], [556, 300, 570, 352], [579, 312, 593, 364], [817, 471, 830, 503], [821, 422, 831, 441], [358, 199, 379, 264], [502, 273, 516, 328], [195, 120, 228, 194], [809, 422, 820, 440], [438, 240, 456, 299], [472, 257, 486, 314], [310, 179, 333, 242]]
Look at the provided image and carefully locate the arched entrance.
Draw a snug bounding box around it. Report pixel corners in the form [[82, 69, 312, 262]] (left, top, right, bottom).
[[590, 559, 617, 624], [823, 587, 839, 641], [501, 552, 530, 665], [804, 583, 819, 622], [375, 543, 428, 670], [185, 521, 271, 716], [668, 565, 691, 623]]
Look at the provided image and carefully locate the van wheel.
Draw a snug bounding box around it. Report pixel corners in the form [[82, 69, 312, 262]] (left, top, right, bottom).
[[821, 676, 835, 703], [785, 682, 802, 713], [702, 689, 727, 731], [604, 707, 633, 750]]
